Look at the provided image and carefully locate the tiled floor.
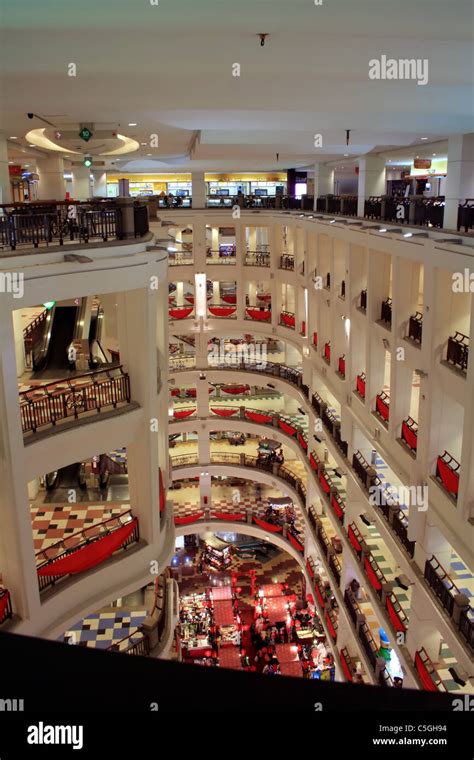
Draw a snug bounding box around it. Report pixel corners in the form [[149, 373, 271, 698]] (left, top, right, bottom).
[[435, 641, 474, 693], [62, 609, 148, 650], [31, 502, 130, 558]]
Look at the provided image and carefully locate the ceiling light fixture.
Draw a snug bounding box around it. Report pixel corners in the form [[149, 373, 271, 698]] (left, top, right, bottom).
[[403, 232, 413, 238], [128, 122, 137, 127], [9, 136, 17, 139], [258, 33, 269, 46], [420, 137, 428, 140]]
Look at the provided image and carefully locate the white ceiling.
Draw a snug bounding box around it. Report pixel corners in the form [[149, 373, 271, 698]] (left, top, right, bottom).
[[1, 0, 472, 171]]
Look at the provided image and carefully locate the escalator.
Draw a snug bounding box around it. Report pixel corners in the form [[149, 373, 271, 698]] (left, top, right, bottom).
[[88, 305, 109, 369], [32, 304, 81, 376], [45, 463, 86, 492]]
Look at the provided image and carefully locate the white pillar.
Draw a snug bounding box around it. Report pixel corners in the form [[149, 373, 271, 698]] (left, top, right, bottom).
[[92, 170, 107, 197], [313, 163, 334, 209], [36, 155, 66, 200], [192, 172, 206, 209], [357, 156, 386, 217], [12, 309, 25, 377], [71, 165, 91, 200], [444, 133, 474, 230], [0, 131, 12, 204]]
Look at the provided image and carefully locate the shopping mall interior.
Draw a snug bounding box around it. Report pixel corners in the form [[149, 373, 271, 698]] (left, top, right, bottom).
[[0, 0, 473, 725]]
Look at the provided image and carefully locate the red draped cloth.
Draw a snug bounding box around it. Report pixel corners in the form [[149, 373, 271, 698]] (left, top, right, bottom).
[[246, 308, 271, 321], [245, 410, 273, 425], [364, 556, 382, 591], [210, 407, 238, 417], [253, 517, 282, 533], [414, 652, 438, 692], [278, 420, 297, 437], [386, 596, 406, 633], [401, 421, 417, 450], [376, 396, 390, 421], [288, 533, 304, 553], [339, 651, 353, 681], [37, 519, 138, 577], [208, 306, 236, 317], [281, 313, 296, 328], [212, 512, 245, 521], [174, 513, 204, 525], [173, 408, 196, 419], [436, 457, 459, 495], [0, 591, 11, 621], [169, 307, 193, 319], [221, 385, 249, 395], [356, 376, 365, 398]]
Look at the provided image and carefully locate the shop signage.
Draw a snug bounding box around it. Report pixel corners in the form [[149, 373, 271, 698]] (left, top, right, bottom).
[[413, 158, 431, 169], [8, 165, 22, 176]]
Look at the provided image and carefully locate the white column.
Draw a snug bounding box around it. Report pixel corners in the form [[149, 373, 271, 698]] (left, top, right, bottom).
[[313, 163, 334, 209], [356, 156, 386, 217], [36, 155, 66, 200], [92, 170, 107, 197], [0, 131, 12, 204], [444, 133, 474, 230], [12, 308, 25, 377], [71, 165, 91, 200], [192, 172, 206, 209]]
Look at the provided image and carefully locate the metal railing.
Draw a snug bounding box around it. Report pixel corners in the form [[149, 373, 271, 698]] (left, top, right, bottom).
[[0, 588, 12, 625], [0, 200, 148, 251], [20, 365, 131, 434], [446, 332, 469, 372], [279, 254, 295, 271], [36, 511, 139, 593]]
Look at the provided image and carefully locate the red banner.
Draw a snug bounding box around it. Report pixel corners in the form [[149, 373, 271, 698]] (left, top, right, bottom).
[[278, 419, 297, 437], [246, 308, 271, 321], [314, 583, 325, 608], [356, 376, 365, 398], [298, 433, 308, 451], [222, 294, 237, 304], [339, 651, 353, 682], [37, 520, 138, 577], [169, 307, 193, 319], [414, 651, 438, 692], [331, 494, 344, 520], [208, 306, 236, 317], [245, 410, 273, 425], [437, 457, 459, 495], [212, 512, 245, 521], [288, 533, 304, 553], [386, 596, 406, 633], [313, 331, 318, 347], [306, 559, 314, 578], [325, 611, 337, 640], [210, 407, 239, 417], [402, 421, 417, 451], [174, 512, 204, 526], [348, 525, 362, 553], [364, 556, 382, 591], [309, 453, 319, 471], [338, 357, 345, 375], [221, 385, 249, 395], [324, 344, 331, 361], [376, 395, 389, 422], [173, 408, 196, 419], [319, 471, 330, 494], [280, 313, 296, 328], [0, 591, 11, 621], [253, 517, 283, 533]]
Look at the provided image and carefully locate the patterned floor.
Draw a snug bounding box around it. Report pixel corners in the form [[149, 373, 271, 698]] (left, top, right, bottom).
[[435, 641, 474, 693], [62, 609, 148, 650], [365, 523, 412, 616], [31, 503, 129, 558]]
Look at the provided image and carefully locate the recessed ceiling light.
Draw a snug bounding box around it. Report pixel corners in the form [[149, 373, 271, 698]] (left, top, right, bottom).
[[432, 153, 436, 156], [140, 142, 147, 146], [420, 137, 428, 140], [24, 164, 30, 167], [147, 153, 152, 156], [128, 122, 137, 127], [29, 144, 35, 147], [9, 136, 17, 139], [8, 160, 14, 164], [343, 153, 349, 157], [378, 228, 387, 233], [403, 232, 413, 238]]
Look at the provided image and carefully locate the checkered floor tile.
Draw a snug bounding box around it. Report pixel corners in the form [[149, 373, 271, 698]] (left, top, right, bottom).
[[63, 610, 148, 650], [31, 503, 129, 558]]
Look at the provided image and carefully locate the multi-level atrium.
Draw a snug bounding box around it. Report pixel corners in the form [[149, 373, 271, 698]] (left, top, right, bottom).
[[0, 0, 473, 741]]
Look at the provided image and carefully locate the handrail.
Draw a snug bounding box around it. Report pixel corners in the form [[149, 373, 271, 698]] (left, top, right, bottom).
[[35, 511, 139, 593], [19, 365, 131, 434]]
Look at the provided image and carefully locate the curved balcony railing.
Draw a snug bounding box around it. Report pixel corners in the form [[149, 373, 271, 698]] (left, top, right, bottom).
[[207, 303, 237, 318], [35, 510, 139, 593], [279, 254, 295, 271], [245, 251, 270, 267], [245, 306, 272, 322], [424, 556, 473, 653], [0, 588, 12, 625], [168, 251, 194, 266], [0, 200, 149, 251], [169, 305, 195, 320], [20, 365, 131, 435]]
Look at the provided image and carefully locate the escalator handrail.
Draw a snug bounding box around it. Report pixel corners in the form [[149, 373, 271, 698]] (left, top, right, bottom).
[[32, 305, 57, 370]]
